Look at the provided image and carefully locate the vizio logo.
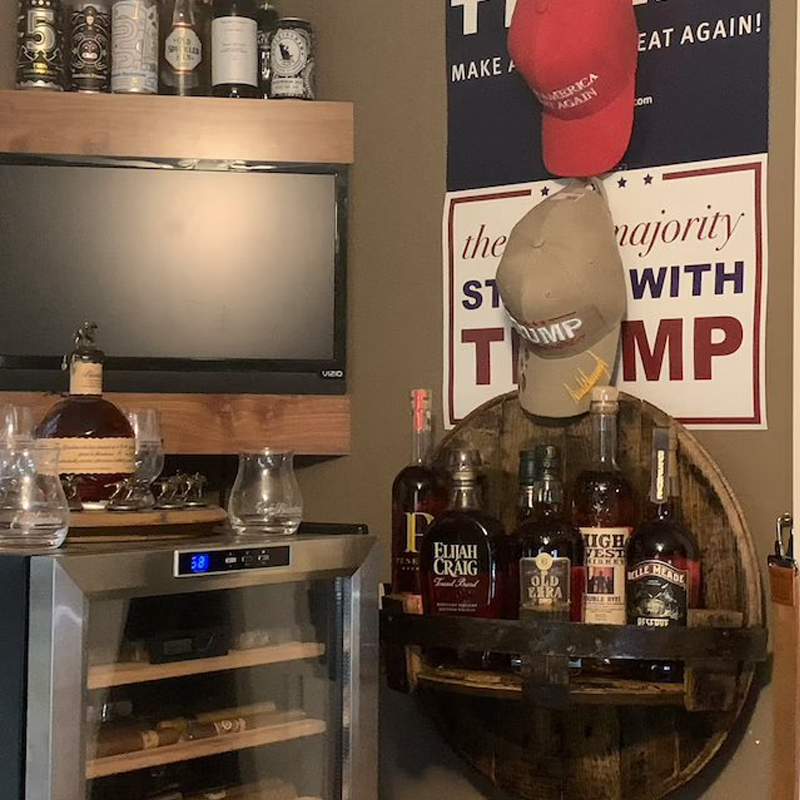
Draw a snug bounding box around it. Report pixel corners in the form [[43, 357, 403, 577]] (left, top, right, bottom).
[[321, 369, 345, 379]]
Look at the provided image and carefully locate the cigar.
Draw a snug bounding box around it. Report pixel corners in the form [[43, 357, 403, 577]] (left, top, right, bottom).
[[93, 724, 181, 759], [185, 710, 305, 742]]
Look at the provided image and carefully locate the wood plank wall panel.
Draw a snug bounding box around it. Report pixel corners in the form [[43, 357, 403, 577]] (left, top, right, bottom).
[[0, 392, 351, 455], [0, 91, 354, 163]]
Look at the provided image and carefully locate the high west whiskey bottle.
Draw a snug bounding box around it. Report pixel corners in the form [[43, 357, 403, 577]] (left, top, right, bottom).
[[572, 386, 636, 626], [390, 389, 448, 613]]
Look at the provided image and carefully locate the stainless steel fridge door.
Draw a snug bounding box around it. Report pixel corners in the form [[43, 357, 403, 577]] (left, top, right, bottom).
[[24, 533, 378, 800]]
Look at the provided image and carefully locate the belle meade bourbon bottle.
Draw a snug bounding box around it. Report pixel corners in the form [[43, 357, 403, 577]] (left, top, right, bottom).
[[390, 389, 448, 613], [572, 387, 636, 626], [627, 427, 701, 680], [36, 323, 135, 509]]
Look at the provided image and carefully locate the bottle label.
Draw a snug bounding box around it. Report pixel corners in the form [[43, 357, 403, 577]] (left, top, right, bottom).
[[70, 362, 103, 395], [269, 25, 313, 98], [520, 553, 571, 619], [428, 541, 491, 615], [48, 437, 135, 474], [111, 0, 158, 94], [69, 5, 110, 91], [627, 559, 688, 627], [17, 0, 64, 87], [580, 526, 632, 624], [166, 23, 201, 73], [212, 17, 257, 87]]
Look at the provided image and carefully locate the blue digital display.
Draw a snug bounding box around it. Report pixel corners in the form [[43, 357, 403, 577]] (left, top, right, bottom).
[[190, 553, 210, 573]]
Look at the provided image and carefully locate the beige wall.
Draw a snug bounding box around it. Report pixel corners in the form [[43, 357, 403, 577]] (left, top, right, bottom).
[[297, 0, 796, 798]]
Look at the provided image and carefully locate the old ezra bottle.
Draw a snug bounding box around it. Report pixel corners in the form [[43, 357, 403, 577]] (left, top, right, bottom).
[[16, 0, 65, 90], [517, 445, 585, 622], [572, 386, 636, 625], [390, 389, 448, 613], [627, 427, 701, 680], [36, 323, 136, 509], [159, 0, 209, 95], [211, 0, 258, 98], [68, 0, 111, 92], [111, 0, 158, 93], [420, 449, 506, 618]]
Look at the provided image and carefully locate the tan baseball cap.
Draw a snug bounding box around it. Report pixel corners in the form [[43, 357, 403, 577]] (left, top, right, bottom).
[[496, 182, 626, 418]]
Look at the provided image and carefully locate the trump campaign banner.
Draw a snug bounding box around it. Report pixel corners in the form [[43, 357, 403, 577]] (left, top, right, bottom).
[[443, 0, 769, 429]]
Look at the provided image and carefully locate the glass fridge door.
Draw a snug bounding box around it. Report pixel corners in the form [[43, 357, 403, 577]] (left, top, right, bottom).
[[25, 536, 377, 800]]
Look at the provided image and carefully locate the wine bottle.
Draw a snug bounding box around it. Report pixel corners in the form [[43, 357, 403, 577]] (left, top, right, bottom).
[[390, 388, 448, 614], [159, 0, 209, 95], [36, 323, 135, 509], [211, 0, 258, 98]]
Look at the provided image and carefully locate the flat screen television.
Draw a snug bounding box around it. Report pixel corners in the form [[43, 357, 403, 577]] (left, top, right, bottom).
[[0, 155, 347, 395]]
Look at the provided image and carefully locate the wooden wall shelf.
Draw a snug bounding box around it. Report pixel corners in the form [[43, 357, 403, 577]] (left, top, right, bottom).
[[88, 642, 326, 690], [0, 91, 354, 163], [0, 391, 351, 455]]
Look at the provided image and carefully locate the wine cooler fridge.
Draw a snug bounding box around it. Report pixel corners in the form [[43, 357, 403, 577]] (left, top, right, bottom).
[[0, 525, 378, 800]]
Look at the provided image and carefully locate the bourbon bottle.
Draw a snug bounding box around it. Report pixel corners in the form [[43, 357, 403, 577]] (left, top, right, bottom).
[[36, 323, 135, 509], [517, 445, 585, 622], [390, 389, 448, 613], [627, 427, 701, 680], [420, 449, 507, 618], [572, 386, 636, 625]]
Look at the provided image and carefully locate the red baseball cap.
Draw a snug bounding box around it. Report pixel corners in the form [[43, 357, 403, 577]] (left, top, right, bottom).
[[508, 0, 639, 177]]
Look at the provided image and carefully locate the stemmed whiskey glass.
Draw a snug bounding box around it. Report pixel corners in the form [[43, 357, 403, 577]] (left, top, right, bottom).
[[111, 409, 165, 511]]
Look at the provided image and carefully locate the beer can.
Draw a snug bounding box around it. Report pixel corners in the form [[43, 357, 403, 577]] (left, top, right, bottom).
[[269, 17, 314, 100], [111, 0, 158, 94], [16, 0, 65, 90], [69, 2, 110, 92]]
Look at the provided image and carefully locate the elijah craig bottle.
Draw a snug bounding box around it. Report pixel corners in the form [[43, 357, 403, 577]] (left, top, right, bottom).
[[516, 445, 585, 622], [627, 427, 701, 680], [420, 449, 506, 619], [390, 389, 448, 613], [36, 323, 135, 509]]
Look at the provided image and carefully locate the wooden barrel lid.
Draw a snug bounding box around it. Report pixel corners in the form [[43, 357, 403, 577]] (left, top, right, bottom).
[[418, 391, 763, 800]]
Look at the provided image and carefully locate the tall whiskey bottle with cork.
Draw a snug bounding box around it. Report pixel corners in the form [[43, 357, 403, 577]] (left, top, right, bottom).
[[390, 388, 448, 613], [627, 426, 701, 680], [36, 323, 135, 509], [572, 386, 636, 625]]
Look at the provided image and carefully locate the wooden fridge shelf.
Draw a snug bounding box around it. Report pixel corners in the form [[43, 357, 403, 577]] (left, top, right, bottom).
[[88, 642, 326, 689], [86, 714, 327, 778]]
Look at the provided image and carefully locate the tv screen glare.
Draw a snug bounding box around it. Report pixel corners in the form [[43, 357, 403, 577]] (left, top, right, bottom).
[[0, 158, 347, 394]]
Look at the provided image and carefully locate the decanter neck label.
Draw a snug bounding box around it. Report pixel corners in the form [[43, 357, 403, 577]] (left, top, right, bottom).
[[70, 362, 103, 396]]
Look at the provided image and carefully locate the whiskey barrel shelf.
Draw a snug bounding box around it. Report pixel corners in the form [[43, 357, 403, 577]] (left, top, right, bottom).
[[415, 667, 686, 706], [384, 391, 765, 800]]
